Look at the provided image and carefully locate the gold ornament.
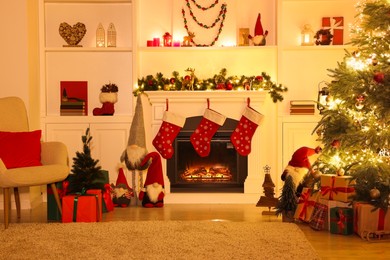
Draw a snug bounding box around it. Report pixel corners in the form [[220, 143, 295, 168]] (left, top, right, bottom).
[[370, 188, 380, 199]]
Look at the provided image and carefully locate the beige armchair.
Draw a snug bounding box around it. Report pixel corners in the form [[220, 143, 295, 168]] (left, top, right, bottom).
[[0, 96, 69, 228]]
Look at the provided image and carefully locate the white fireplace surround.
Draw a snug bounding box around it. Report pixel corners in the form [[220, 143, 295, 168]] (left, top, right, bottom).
[[143, 91, 272, 204]]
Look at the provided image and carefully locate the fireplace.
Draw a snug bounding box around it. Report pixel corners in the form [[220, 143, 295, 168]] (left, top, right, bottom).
[[167, 116, 248, 193]]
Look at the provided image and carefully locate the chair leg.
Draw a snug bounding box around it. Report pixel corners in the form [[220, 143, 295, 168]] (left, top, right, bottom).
[[3, 188, 10, 229], [50, 183, 62, 216], [13, 187, 21, 219]]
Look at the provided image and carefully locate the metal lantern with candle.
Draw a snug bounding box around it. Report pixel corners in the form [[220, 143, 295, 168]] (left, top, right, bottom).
[[317, 81, 330, 113], [107, 23, 116, 47], [163, 32, 172, 47], [96, 23, 105, 47], [301, 24, 314, 46]]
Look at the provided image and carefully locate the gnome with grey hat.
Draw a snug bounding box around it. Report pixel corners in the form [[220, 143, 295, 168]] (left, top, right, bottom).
[[120, 94, 149, 205]]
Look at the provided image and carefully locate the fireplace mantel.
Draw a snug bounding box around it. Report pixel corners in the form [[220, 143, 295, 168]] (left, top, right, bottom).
[[143, 90, 269, 204]]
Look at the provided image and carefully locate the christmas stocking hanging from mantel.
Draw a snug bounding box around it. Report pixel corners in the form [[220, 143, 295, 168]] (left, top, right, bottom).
[[190, 99, 226, 157], [152, 99, 186, 159], [230, 98, 264, 156]]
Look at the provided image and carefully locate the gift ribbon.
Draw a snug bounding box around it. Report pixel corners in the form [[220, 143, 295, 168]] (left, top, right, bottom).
[[320, 176, 355, 200], [298, 190, 317, 220], [378, 208, 385, 230], [337, 210, 346, 234], [71, 192, 100, 222], [103, 183, 114, 212]]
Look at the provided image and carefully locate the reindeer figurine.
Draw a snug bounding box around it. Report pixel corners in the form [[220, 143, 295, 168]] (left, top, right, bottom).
[[183, 32, 195, 46], [182, 68, 196, 90]]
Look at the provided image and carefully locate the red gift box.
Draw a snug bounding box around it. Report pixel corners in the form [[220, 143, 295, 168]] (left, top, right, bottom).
[[62, 191, 101, 223], [86, 189, 103, 221], [322, 17, 344, 45], [294, 188, 319, 222], [354, 202, 390, 238]]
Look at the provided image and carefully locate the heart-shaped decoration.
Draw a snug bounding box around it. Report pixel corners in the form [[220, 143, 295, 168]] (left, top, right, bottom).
[[59, 22, 87, 47]]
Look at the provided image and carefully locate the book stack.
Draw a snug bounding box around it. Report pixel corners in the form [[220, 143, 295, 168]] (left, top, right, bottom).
[[290, 100, 316, 115], [60, 99, 86, 116]]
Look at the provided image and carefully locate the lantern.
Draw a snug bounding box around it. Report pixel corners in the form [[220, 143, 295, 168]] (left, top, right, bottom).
[[107, 23, 116, 47], [301, 24, 314, 46], [317, 81, 330, 113], [96, 23, 105, 47], [163, 32, 172, 47]]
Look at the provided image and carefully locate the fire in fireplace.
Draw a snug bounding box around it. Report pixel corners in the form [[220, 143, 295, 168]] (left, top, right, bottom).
[[167, 116, 248, 193]]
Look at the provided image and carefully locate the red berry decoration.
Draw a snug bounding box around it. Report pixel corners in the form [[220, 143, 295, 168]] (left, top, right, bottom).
[[226, 82, 233, 90], [373, 72, 385, 83], [331, 139, 341, 149], [255, 75, 263, 82], [170, 78, 175, 84], [148, 80, 154, 86], [216, 83, 225, 90]]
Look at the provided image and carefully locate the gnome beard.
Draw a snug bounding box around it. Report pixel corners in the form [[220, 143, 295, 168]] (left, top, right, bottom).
[[146, 183, 164, 203], [121, 144, 148, 170]]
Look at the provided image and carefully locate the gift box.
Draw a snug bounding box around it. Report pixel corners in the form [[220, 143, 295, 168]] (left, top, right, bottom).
[[92, 170, 114, 213], [309, 202, 328, 231], [86, 189, 103, 221], [320, 174, 355, 202], [47, 181, 68, 221], [62, 191, 101, 223], [354, 202, 390, 238], [294, 188, 319, 222], [322, 17, 344, 45], [319, 198, 351, 231], [330, 207, 354, 235]]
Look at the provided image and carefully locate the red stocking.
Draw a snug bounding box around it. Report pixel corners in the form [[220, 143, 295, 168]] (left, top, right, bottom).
[[230, 101, 264, 156], [153, 110, 186, 159], [190, 108, 226, 157]]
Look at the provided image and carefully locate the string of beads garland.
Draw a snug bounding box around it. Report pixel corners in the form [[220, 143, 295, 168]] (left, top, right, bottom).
[[184, 0, 226, 29], [190, 0, 219, 10], [181, 3, 227, 46]]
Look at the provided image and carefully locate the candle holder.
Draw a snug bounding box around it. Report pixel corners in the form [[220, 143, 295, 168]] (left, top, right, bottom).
[[96, 23, 105, 47], [107, 23, 116, 47], [301, 24, 314, 46], [163, 32, 172, 47]]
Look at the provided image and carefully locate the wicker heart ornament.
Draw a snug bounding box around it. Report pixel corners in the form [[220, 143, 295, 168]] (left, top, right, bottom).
[[59, 22, 87, 47]]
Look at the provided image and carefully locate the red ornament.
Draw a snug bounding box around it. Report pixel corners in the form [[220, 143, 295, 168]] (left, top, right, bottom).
[[226, 82, 233, 90], [331, 140, 341, 149], [373, 72, 385, 83], [170, 78, 175, 84], [216, 83, 226, 90], [148, 80, 154, 86], [356, 94, 365, 102], [255, 76, 263, 82], [184, 75, 191, 81]]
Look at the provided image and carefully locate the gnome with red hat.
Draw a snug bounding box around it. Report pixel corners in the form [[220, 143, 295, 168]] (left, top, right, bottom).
[[111, 166, 134, 207], [281, 146, 322, 191], [139, 152, 165, 208]]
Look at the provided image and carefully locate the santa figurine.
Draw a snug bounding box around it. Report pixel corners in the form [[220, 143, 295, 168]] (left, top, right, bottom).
[[139, 151, 165, 208], [281, 146, 322, 193]]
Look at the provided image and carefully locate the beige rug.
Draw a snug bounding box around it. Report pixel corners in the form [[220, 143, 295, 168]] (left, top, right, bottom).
[[0, 221, 319, 260]]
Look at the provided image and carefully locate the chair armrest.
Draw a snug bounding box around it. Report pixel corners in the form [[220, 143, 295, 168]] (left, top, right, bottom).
[[41, 141, 69, 166]]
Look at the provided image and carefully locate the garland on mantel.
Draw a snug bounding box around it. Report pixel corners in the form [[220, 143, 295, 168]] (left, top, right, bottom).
[[133, 68, 288, 103]]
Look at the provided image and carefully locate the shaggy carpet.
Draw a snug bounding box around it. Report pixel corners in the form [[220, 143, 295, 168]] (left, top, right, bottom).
[[0, 221, 319, 260]]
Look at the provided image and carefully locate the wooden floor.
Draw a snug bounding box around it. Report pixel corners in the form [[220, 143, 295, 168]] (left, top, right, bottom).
[[2, 203, 389, 259]]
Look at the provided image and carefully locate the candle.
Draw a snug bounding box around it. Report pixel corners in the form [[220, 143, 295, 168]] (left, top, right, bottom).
[[173, 41, 181, 47], [147, 40, 153, 47], [153, 38, 160, 47]]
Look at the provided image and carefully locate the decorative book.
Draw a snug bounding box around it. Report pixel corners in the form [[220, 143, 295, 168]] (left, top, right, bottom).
[[60, 81, 88, 116]]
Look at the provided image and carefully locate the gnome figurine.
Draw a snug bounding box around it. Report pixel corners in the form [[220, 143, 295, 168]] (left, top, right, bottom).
[[111, 167, 133, 207], [248, 13, 268, 46], [139, 152, 165, 208], [281, 146, 322, 194]]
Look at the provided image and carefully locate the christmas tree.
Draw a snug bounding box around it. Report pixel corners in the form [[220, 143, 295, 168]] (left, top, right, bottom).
[[275, 175, 298, 218], [312, 0, 390, 211], [67, 128, 105, 193]]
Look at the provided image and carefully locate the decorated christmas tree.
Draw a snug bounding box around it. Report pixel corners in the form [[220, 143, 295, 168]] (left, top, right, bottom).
[[67, 128, 105, 193], [312, 0, 390, 211]]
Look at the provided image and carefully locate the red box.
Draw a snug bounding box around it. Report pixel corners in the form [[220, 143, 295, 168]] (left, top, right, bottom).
[[86, 189, 103, 221], [62, 191, 101, 223], [322, 17, 344, 45]]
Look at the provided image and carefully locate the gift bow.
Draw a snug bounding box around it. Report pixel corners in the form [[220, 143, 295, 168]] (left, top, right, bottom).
[[298, 190, 317, 220], [337, 210, 346, 233], [320, 176, 355, 200]]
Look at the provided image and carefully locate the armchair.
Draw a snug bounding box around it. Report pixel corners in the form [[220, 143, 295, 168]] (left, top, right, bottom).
[[0, 96, 69, 228]]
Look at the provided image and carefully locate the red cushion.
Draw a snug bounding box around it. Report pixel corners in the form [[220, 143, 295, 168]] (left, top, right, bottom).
[[0, 130, 42, 169]]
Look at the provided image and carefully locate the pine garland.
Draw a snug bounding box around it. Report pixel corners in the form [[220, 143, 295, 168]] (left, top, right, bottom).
[[134, 68, 288, 103]]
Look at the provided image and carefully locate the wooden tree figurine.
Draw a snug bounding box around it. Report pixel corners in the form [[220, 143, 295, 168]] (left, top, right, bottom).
[[275, 175, 298, 222]]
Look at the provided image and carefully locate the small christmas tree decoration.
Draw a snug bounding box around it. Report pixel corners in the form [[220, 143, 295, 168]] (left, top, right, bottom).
[[275, 175, 298, 222], [256, 165, 278, 215], [67, 128, 105, 194]]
